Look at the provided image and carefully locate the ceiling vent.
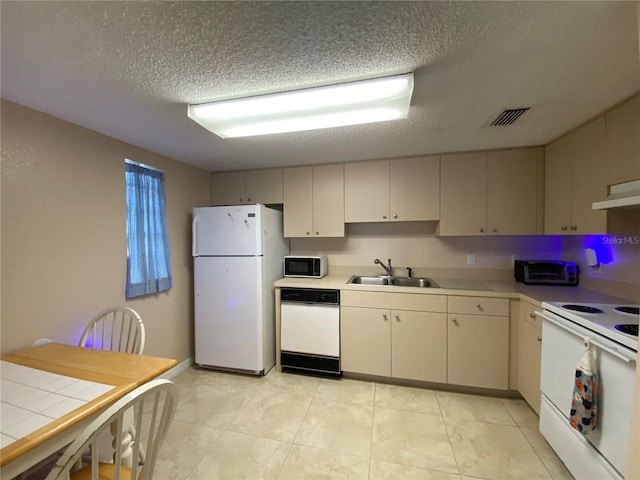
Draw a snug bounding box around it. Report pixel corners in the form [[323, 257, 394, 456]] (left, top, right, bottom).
[[490, 108, 530, 126]]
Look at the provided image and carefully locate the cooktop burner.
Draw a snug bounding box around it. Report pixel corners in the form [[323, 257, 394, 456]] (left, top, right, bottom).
[[615, 324, 639, 336], [561, 304, 604, 314], [615, 306, 640, 316]]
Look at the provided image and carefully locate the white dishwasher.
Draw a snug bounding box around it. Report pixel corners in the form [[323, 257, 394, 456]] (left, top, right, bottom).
[[280, 287, 341, 376]]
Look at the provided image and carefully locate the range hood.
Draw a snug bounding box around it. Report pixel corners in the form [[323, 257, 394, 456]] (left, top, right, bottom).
[[592, 179, 640, 210]]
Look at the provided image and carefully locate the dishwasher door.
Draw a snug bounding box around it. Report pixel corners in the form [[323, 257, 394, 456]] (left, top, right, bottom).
[[281, 302, 339, 356]]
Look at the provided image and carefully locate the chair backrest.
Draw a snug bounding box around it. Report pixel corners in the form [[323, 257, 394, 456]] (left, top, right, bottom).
[[45, 379, 178, 480], [78, 307, 145, 354]]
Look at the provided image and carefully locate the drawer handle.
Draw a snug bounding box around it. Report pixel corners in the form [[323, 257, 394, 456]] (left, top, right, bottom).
[[529, 312, 536, 319]]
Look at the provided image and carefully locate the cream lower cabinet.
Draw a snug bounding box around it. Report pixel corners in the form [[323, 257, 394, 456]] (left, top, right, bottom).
[[340, 291, 447, 382], [447, 296, 509, 390], [518, 300, 542, 413]]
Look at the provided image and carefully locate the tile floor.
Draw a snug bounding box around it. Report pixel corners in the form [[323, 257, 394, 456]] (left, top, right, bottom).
[[155, 366, 574, 480]]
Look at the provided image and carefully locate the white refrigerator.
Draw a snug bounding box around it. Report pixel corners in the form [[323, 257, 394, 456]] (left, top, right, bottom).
[[192, 205, 289, 374]]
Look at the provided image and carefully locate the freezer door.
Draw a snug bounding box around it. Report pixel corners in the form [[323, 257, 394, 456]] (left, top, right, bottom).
[[194, 256, 263, 372], [193, 205, 262, 256]]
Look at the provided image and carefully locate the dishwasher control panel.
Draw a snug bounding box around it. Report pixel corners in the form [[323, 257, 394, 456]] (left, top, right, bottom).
[[281, 288, 340, 305]]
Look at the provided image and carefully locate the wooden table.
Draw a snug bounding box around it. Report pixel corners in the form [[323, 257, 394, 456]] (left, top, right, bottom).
[[0, 343, 177, 479]]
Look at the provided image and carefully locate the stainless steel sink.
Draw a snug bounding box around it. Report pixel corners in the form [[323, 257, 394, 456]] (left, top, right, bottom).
[[347, 275, 439, 288]]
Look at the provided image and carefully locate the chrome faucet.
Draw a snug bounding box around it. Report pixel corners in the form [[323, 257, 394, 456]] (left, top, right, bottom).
[[374, 258, 393, 276]]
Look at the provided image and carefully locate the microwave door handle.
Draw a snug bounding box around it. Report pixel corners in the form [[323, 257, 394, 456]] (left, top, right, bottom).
[[539, 311, 636, 363]]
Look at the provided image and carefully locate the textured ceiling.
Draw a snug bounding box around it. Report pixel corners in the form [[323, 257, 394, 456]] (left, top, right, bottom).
[[1, 1, 639, 172]]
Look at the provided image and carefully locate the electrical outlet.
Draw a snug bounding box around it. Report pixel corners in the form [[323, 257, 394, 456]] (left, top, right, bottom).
[[467, 254, 476, 265]]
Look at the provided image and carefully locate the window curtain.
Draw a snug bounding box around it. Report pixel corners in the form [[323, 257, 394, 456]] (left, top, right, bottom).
[[125, 162, 172, 298]]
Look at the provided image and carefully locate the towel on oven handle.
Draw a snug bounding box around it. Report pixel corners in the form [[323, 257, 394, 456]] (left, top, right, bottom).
[[569, 339, 598, 435]]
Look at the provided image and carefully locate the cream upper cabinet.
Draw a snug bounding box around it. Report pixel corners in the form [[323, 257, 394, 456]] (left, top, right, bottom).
[[486, 149, 541, 235], [345, 156, 440, 223], [605, 95, 640, 185], [544, 116, 607, 235], [389, 156, 440, 221], [245, 169, 283, 204], [440, 149, 542, 236], [518, 300, 542, 414], [447, 296, 509, 390], [344, 159, 390, 222], [210, 171, 247, 205], [283, 164, 344, 238], [211, 169, 283, 205], [439, 152, 487, 235]]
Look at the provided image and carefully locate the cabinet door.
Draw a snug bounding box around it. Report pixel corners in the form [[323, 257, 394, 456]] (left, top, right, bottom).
[[344, 160, 390, 223], [439, 153, 487, 235], [487, 149, 539, 235], [340, 306, 391, 376], [391, 310, 446, 383], [544, 139, 572, 234], [313, 164, 345, 237], [518, 302, 542, 414], [389, 156, 440, 221], [283, 167, 313, 237], [605, 95, 640, 186], [210, 172, 246, 205], [447, 313, 509, 390], [246, 169, 283, 204], [570, 116, 607, 235]]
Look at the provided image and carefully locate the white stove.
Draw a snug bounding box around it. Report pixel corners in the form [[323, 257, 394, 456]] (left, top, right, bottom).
[[538, 301, 638, 479], [542, 301, 639, 351]]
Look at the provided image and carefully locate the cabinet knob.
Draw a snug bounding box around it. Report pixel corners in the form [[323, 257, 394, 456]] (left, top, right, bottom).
[[247, 198, 252, 202], [561, 226, 568, 231], [570, 225, 577, 231], [529, 312, 536, 319], [479, 227, 485, 233], [382, 215, 387, 219], [240, 198, 244, 203], [452, 318, 458, 325], [383, 314, 388, 321], [475, 303, 482, 309], [491, 227, 497, 233], [537, 336, 542, 342], [393, 214, 398, 219], [394, 314, 400, 322], [306, 231, 311, 235], [315, 231, 319, 235]]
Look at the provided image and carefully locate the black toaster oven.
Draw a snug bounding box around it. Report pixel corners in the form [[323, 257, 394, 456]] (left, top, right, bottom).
[[514, 260, 579, 286]]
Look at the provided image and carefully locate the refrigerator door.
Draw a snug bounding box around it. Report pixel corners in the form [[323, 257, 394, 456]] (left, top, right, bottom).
[[193, 205, 262, 257], [194, 256, 264, 372]]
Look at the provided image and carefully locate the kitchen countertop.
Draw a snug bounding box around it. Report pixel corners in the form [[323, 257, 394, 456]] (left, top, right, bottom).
[[274, 275, 634, 306]]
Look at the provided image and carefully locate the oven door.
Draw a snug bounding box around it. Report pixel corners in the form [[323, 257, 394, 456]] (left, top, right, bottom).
[[539, 310, 637, 478]]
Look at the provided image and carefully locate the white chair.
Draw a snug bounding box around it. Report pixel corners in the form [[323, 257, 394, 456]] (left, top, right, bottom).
[[78, 307, 145, 354], [44, 379, 178, 480]]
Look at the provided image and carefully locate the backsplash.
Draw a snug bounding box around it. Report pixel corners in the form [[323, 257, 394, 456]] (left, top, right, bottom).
[[290, 222, 563, 276]]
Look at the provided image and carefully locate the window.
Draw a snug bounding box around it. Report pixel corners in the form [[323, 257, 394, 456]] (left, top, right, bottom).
[[125, 160, 172, 298]]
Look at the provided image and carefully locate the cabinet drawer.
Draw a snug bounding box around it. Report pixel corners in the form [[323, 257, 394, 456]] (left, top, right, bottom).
[[341, 290, 446, 312], [521, 300, 542, 328], [448, 296, 509, 316]]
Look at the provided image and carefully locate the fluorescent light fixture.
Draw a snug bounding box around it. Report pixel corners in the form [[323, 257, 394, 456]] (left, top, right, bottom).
[[187, 73, 414, 138]]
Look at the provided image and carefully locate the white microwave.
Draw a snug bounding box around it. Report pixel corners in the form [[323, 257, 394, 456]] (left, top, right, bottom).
[[284, 255, 328, 278]]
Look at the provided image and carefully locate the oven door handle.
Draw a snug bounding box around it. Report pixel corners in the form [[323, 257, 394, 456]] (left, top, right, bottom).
[[538, 311, 637, 364]]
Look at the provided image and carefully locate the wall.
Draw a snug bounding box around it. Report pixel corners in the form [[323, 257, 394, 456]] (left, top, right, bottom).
[[291, 222, 563, 280], [0, 100, 210, 361]]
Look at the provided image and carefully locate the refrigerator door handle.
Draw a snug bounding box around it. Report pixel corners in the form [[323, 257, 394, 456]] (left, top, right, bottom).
[[192, 213, 199, 256]]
